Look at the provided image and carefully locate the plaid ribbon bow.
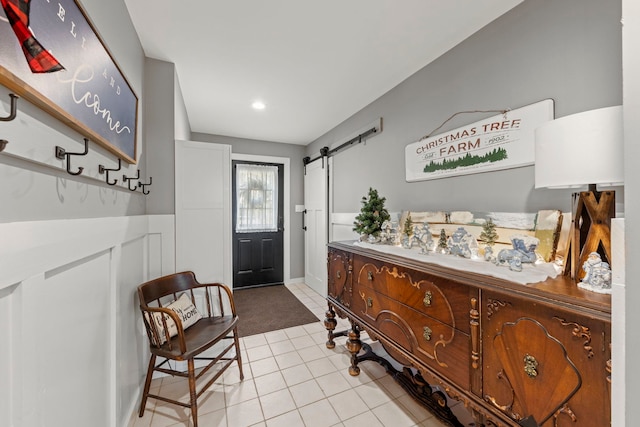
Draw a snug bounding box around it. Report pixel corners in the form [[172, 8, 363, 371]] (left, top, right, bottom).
[[1, 0, 64, 73]]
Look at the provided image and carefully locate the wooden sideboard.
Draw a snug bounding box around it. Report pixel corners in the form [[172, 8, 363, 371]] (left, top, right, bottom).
[[325, 241, 611, 427]]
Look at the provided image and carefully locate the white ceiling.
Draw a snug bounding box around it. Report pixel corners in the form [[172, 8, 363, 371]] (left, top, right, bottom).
[[124, 0, 523, 145]]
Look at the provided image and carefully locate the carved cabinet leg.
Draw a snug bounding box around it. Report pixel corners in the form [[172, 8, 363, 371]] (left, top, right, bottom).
[[346, 324, 362, 376], [324, 306, 338, 349]]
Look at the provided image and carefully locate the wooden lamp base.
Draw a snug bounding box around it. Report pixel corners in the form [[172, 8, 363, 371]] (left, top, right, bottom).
[[563, 185, 615, 281]]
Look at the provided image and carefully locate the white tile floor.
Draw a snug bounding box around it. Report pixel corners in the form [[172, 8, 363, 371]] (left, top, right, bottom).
[[128, 283, 476, 427]]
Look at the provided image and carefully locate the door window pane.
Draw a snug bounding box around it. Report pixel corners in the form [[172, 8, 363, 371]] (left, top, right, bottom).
[[235, 164, 278, 232]]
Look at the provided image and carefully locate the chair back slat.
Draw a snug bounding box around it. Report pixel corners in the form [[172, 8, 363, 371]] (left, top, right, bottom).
[[204, 287, 212, 317], [217, 287, 225, 316], [138, 271, 199, 306]]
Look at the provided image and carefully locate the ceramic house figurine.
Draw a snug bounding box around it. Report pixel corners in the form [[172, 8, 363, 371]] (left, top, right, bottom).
[[380, 220, 397, 244], [578, 252, 612, 294]]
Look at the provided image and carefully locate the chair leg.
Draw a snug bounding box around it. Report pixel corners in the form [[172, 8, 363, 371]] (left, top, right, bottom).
[[188, 358, 198, 427], [139, 354, 157, 417], [233, 326, 244, 380]]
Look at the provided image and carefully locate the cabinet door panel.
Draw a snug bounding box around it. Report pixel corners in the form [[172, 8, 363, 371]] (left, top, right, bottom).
[[328, 248, 351, 307], [482, 291, 610, 427]]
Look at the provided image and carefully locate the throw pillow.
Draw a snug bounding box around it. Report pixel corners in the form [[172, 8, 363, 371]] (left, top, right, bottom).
[[148, 293, 203, 345]]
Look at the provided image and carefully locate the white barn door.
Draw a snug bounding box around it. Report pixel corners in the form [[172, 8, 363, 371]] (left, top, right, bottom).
[[175, 140, 232, 285], [304, 158, 328, 296]]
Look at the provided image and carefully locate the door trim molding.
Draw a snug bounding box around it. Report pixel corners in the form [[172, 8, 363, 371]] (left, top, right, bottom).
[[231, 153, 291, 285]]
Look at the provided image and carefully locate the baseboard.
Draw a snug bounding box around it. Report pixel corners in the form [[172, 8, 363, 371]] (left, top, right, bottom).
[[285, 277, 305, 285]]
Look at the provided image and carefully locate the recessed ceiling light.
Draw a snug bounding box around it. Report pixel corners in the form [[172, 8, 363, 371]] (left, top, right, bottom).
[[252, 101, 266, 110]]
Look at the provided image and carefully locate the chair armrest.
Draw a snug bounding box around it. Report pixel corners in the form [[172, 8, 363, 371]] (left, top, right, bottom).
[[140, 305, 188, 352]]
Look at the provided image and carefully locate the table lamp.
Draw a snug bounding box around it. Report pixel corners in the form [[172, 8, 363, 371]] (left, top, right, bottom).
[[534, 105, 623, 282]]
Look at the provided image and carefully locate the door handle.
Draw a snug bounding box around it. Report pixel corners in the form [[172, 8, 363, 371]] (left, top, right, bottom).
[[302, 209, 307, 231]]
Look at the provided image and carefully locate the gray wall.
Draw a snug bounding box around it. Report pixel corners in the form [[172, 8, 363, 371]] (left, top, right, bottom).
[[307, 0, 622, 216], [0, 0, 147, 222], [192, 133, 307, 279], [144, 58, 178, 215], [174, 73, 192, 141]]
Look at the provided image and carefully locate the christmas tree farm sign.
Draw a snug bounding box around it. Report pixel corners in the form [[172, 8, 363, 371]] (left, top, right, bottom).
[[405, 99, 554, 182]]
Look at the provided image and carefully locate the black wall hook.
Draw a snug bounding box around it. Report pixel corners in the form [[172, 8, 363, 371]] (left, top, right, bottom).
[[123, 169, 140, 191], [0, 94, 18, 122], [99, 159, 122, 185], [55, 138, 89, 176], [140, 176, 152, 195]]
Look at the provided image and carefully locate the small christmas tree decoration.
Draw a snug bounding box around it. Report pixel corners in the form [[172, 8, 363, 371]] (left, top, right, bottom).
[[403, 212, 414, 237], [479, 218, 499, 247], [353, 188, 391, 239], [438, 228, 449, 253]]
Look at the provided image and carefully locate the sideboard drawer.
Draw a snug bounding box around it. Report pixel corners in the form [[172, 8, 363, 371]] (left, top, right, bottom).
[[351, 279, 470, 388], [353, 255, 472, 334]]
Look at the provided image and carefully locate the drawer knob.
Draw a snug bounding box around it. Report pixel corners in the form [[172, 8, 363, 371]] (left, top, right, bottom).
[[423, 291, 433, 307], [524, 354, 538, 378], [367, 271, 373, 281], [367, 297, 373, 308], [423, 326, 432, 341], [336, 271, 341, 279]]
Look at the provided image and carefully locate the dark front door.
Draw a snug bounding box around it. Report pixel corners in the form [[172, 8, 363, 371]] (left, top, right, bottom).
[[232, 161, 284, 288]]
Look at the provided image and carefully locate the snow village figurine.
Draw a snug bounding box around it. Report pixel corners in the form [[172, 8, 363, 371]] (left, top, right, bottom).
[[414, 222, 435, 254], [484, 246, 494, 262], [494, 235, 539, 272], [379, 220, 395, 244], [479, 218, 499, 261], [469, 239, 480, 260], [447, 227, 476, 258], [411, 224, 423, 248], [411, 224, 422, 246], [389, 220, 402, 246], [437, 229, 449, 254], [578, 252, 612, 294], [353, 188, 390, 242]]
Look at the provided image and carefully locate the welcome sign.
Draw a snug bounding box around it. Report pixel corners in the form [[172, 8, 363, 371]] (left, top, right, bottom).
[[0, 0, 138, 163], [405, 99, 554, 182]]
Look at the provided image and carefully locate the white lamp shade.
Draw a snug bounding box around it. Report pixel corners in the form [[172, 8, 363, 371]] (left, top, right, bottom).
[[534, 105, 623, 189]]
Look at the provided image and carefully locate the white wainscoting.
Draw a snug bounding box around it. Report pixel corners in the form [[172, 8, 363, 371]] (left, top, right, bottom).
[[0, 215, 175, 427], [330, 212, 359, 243], [330, 212, 401, 243]]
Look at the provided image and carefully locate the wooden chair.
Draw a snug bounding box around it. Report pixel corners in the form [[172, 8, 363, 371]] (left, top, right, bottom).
[[137, 271, 243, 427]]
